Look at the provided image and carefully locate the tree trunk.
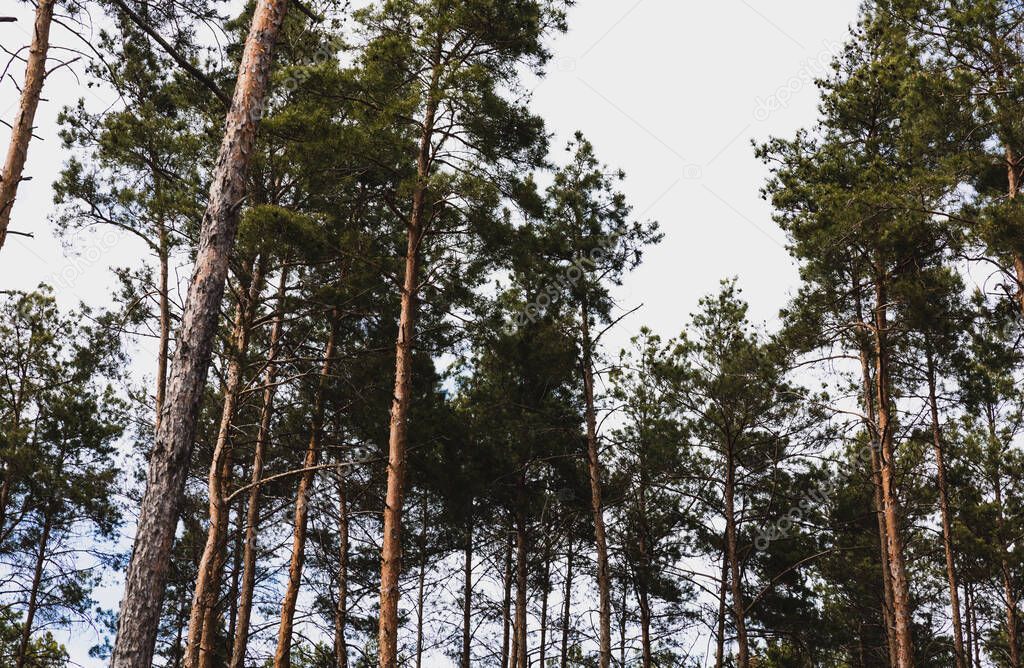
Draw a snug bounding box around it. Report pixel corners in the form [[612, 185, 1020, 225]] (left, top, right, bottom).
[[187, 256, 266, 668], [560, 540, 574, 668], [971, 584, 982, 668], [964, 583, 973, 668], [1005, 148, 1024, 318], [15, 514, 51, 668], [111, 2, 290, 664], [580, 302, 612, 668], [414, 497, 428, 668], [230, 267, 288, 668], [855, 299, 898, 668], [226, 507, 243, 653], [461, 522, 473, 668], [514, 498, 529, 668], [539, 536, 551, 668], [618, 584, 627, 667], [872, 279, 916, 668], [0, 0, 54, 251], [724, 444, 749, 668], [377, 47, 443, 663], [715, 547, 727, 668], [274, 312, 338, 668], [924, 349, 966, 668], [334, 470, 349, 668], [156, 217, 171, 434], [502, 530, 514, 668]]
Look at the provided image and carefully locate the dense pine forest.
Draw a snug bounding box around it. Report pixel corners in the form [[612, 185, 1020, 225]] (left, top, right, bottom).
[[4, 0, 1024, 666]]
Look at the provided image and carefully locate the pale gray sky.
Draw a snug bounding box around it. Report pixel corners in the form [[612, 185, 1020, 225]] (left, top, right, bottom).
[[0, 1, 861, 664]]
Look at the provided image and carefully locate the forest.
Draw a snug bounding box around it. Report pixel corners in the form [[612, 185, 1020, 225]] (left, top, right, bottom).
[[2, 0, 1024, 666]]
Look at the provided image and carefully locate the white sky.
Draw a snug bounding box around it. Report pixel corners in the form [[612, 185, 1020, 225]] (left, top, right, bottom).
[[0, 1, 862, 665]]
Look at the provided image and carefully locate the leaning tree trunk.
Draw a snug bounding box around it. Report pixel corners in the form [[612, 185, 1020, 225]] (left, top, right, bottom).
[[230, 267, 288, 668], [873, 280, 916, 668], [110, 2, 290, 664], [580, 302, 612, 668], [925, 349, 967, 668], [724, 444, 749, 668], [15, 514, 51, 668], [274, 313, 338, 668], [0, 0, 54, 251], [186, 256, 266, 668]]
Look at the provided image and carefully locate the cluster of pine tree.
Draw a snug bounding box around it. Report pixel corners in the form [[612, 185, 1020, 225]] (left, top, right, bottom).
[[5, 0, 1024, 666]]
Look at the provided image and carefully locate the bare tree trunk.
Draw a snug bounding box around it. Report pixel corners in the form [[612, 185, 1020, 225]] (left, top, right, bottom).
[[414, 497, 428, 668], [226, 507, 243, 652], [461, 522, 473, 668], [970, 584, 982, 668], [924, 349, 966, 668], [274, 313, 338, 668], [15, 514, 51, 668], [514, 498, 529, 668], [156, 218, 171, 433], [580, 303, 612, 668], [854, 291, 898, 668], [539, 536, 551, 668], [1006, 148, 1024, 318], [230, 267, 288, 668], [618, 584, 627, 667], [111, 3, 290, 664], [187, 256, 266, 668], [334, 471, 349, 668], [964, 583, 973, 668], [560, 540, 574, 668], [0, 0, 54, 250], [502, 530, 514, 668], [724, 444, 749, 668], [873, 279, 915, 668], [377, 38, 443, 668], [715, 548, 727, 668]]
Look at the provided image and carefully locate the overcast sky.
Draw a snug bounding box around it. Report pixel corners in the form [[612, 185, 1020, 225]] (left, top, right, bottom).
[[0, 1, 862, 664]]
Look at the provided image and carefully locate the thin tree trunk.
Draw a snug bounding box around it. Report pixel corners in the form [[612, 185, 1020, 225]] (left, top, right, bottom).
[[539, 536, 551, 668], [377, 37, 444, 668], [560, 540, 574, 668], [0, 0, 54, 250], [964, 582, 973, 668], [274, 312, 338, 668], [156, 217, 170, 433], [334, 470, 349, 668], [14, 514, 51, 668], [187, 257, 266, 668], [502, 530, 514, 668], [1006, 147, 1024, 318], [618, 584, 627, 667], [461, 521, 473, 668], [872, 279, 915, 668], [580, 302, 612, 668], [715, 548, 727, 668], [514, 496, 529, 668], [925, 349, 966, 668], [724, 445, 749, 668], [230, 267, 288, 668], [226, 507, 244, 652], [111, 2, 290, 664], [971, 584, 982, 668], [414, 497, 428, 668]]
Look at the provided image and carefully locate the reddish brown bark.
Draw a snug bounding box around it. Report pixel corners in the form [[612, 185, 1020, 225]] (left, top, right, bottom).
[[186, 257, 266, 668], [0, 0, 54, 251], [925, 350, 967, 668], [873, 280, 916, 668], [111, 2, 290, 665], [230, 267, 288, 668], [377, 45, 442, 667], [274, 313, 338, 667]]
